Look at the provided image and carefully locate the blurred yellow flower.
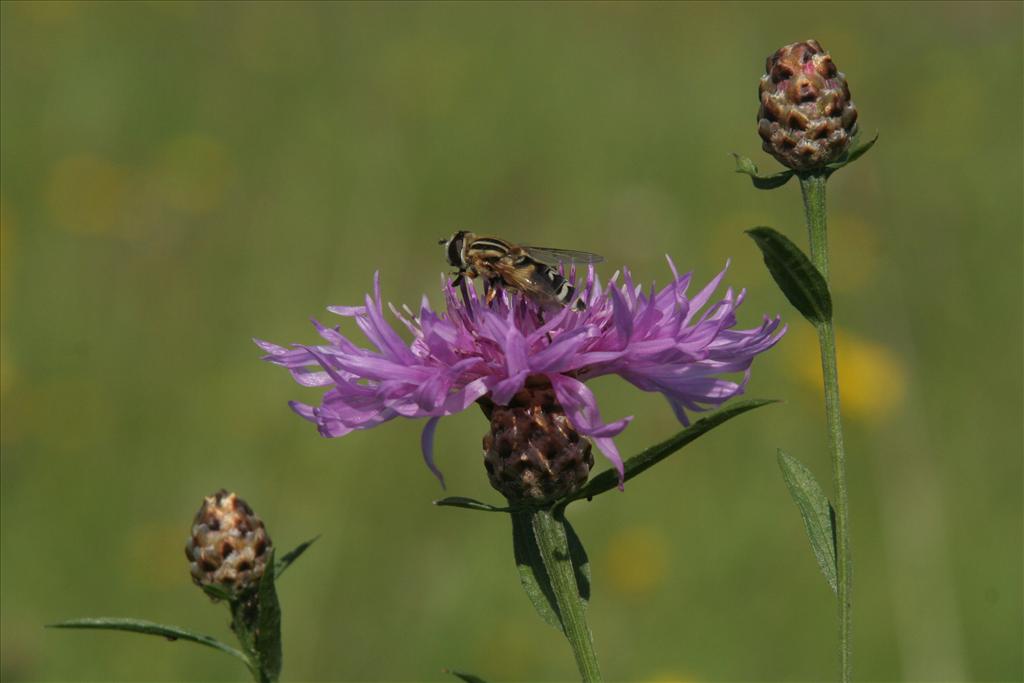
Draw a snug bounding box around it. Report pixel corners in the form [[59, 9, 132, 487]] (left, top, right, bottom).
[[786, 325, 908, 421], [46, 136, 232, 240], [48, 155, 128, 235], [646, 673, 697, 683], [16, 0, 78, 23], [150, 134, 233, 215], [604, 525, 669, 598]]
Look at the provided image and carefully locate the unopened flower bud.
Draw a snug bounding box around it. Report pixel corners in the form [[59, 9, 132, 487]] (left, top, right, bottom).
[[480, 377, 594, 504], [758, 40, 858, 171], [185, 490, 272, 598]]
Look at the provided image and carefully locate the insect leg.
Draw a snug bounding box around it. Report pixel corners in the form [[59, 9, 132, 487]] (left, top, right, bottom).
[[482, 275, 507, 306]]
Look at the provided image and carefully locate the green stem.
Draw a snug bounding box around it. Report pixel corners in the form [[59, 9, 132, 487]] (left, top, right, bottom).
[[532, 508, 602, 682], [230, 600, 272, 683], [799, 172, 852, 682], [799, 175, 831, 279]]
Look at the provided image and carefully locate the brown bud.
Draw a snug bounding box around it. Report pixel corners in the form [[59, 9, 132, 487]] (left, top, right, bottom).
[[185, 490, 272, 598], [479, 376, 594, 504], [757, 40, 859, 171]]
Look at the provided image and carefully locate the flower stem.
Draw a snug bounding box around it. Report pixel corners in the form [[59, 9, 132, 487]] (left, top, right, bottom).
[[230, 600, 273, 683], [799, 172, 852, 682], [531, 507, 602, 682]]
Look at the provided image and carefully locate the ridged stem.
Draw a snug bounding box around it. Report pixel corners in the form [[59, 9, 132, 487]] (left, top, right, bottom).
[[531, 508, 602, 682], [230, 600, 273, 683], [799, 172, 852, 682]]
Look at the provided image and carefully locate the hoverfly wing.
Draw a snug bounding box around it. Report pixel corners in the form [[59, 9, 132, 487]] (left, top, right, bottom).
[[494, 257, 583, 309], [492, 259, 561, 302], [520, 246, 605, 266]]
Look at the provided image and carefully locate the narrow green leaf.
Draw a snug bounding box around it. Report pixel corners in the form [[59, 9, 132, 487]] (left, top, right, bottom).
[[275, 536, 319, 579], [843, 132, 878, 164], [562, 515, 591, 605], [732, 152, 796, 189], [511, 511, 562, 632], [47, 618, 252, 667], [434, 496, 511, 513], [746, 227, 832, 324], [445, 669, 489, 683], [777, 450, 838, 594], [254, 550, 283, 681], [531, 510, 601, 680], [826, 132, 878, 174], [566, 398, 778, 502], [201, 584, 235, 602]]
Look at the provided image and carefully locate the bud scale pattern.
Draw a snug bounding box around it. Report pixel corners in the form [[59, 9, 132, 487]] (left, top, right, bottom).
[[758, 40, 858, 171], [185, 490, 272, 598], [480, 378, 594, 503]]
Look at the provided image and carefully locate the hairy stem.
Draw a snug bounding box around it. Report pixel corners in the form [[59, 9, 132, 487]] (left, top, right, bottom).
[[230, 599, 272, 683], [532, 508, 602, 682], [800, 172, 852, 682]]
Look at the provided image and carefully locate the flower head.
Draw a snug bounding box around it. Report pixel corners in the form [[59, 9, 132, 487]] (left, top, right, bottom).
[[185, 490, 272, 598], [480, 376, 596, 502], [257, 260, 784, 488], [757, 40, 858, 171]]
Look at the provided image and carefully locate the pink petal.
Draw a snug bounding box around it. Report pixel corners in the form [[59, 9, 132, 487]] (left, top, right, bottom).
[[421, 417, 445, 489]]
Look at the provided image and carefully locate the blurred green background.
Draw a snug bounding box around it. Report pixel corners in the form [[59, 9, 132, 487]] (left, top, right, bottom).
[[2, 2, 1021, 681]]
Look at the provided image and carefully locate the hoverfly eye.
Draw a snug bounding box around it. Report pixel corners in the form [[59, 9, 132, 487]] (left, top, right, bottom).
[[446, 233, 465, 266]]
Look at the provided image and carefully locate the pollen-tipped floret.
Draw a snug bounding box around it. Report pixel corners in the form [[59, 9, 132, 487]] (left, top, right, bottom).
[[758, 40, 858, 171], [185, 490, 272, 598]]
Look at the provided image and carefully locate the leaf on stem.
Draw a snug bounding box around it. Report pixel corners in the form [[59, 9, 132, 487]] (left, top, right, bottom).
[[511, 511, 563, 632], [201, 584, 235, 602], [777, 450, 838, 594], [47, 618, 252, 667], [825, 132, 878, 175], [565, 398, 778, 503], [746, 227, 832, 325], [434, 496, 512, 513], [253, 550, 283, 680], [274, 536, 319, 579], [445, 669, 490, 683], [731, 153, 796, 189], [562, 514, 591, 605]]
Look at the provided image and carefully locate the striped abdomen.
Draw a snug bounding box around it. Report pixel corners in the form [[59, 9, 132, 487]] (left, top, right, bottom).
[[539, 262, 584, 311]]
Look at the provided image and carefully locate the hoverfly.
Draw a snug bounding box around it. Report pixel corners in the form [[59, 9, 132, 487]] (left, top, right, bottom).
[[440, 231, 603, 311]]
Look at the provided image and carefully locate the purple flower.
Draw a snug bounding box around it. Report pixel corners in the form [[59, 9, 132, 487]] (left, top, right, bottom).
[[257, 259, 785, 488]]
